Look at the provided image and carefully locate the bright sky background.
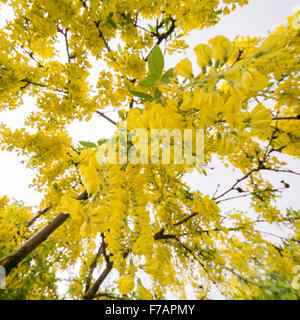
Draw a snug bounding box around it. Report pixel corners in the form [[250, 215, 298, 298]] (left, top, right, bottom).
[[0, 0, 299, 299]]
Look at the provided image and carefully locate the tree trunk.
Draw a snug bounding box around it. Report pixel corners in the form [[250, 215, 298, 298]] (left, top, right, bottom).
[[0, 190, 88, 275], [0, 212, 69, 275]]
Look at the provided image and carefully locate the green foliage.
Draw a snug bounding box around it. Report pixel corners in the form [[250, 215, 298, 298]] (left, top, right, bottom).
[[79, 141, 97, 148], [129, 91, 153, 101], [148, 45, 164, 77], [237, 271, 300, 300]]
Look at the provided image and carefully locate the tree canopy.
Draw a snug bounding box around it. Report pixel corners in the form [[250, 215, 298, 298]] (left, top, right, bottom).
[[0, 0, 299, 300]]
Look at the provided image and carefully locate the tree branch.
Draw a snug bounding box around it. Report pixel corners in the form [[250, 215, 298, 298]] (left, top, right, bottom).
[[95, 292, 125, 300], [83, 260, 113, 300], [0, 190, 88, 276], [213, 168, 259, 201], [85, 241, 105, 293], [173, 212, 199, 227], [0, 212, 69, 276], [57, 27, 73, 64], [83, 233, 113, 300], [94, 21, 112, 52], [272, 115, 300, 120], [27, 206, 51, 227], [96, 110, 117, 126]]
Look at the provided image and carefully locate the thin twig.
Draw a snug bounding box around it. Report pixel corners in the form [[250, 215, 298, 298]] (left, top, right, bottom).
[[85, 241, 105, 293], [96, 110, 117, 126], [272, 116, 300, 120], [27, 206, 52, 227]]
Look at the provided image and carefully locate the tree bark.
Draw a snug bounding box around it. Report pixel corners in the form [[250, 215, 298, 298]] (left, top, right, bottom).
[[0, 212, 69, 275], [83, 261, 113, 300], [0, 190, 88, 276], [27, 206, 51, 227]]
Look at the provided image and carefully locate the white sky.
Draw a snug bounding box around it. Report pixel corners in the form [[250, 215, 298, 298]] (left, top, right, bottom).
[[0, 0, 299, 299]]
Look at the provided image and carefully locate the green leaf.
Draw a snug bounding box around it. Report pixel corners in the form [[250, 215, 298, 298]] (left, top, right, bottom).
[[148, 44, 164, 77], [107, 19, 117, 28], [129, 90, 153, 101], [79, 141, 97, 148], [154, 88, 162, 100], [159, 78, 169, 85], [138, 74, 159, 88], [97, 138, 108, 146], [148, 24, 156, 33], [118, 110, 126, 121], [163, 17, 171, 29], [29, 88, 39, 96], [159, 68, 174, 84], [178, 188, 194, 200], [125, 13, 133, 23], [162, 68, 174, 79], [178, 99, 183, 108], [118, 44, 124, 57]]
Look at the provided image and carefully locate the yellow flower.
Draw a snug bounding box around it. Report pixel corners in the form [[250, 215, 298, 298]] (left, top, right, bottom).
[[132, 235, 154, 255], [193, 44, 212, 72], [69, 201, 84, 223], [158, 83, 170, 93], [217, 136, 234, 155], [137, 279, 152, 300], [60, 194, 84, 223], [254, 36, 285, 59], [292, 13, 300, 30], [223, 6, 230, 15], [61, 194, 74, 211], [80, 164, 99, 195], [224, 96, 241, 114], [180, 92, 193, 111], [175, 58, 193, 78], [250, 103, 272, 131], [247, 68, 269, 91], [209, 35, 232, 65], [80, 219, 93, 236], [118, 275, 135, 295]]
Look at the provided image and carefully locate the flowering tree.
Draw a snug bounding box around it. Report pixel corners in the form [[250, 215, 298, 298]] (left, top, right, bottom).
[[0, 0, 299, 300]]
